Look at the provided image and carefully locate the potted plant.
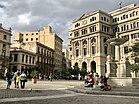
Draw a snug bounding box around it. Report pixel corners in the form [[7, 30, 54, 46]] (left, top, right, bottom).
[[31, 70, 38, 83]]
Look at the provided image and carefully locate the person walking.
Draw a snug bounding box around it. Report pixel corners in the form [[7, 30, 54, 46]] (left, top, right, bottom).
[[16, 73, 20, 88], [13, 70, 20, 88], [49, 73, 52, 81], [20, 71, 27, 89], [5, 71, 13, 89]]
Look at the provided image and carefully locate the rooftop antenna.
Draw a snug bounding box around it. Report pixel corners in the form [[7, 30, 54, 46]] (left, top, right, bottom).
[[119, 2, 123, 9]]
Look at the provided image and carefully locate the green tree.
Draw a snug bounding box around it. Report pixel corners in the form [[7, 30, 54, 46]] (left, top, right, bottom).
[[130, 64, 139, 72], [80, 68, 87, 77], [129, 41, 139, 73], [72, 65, 80, 75]]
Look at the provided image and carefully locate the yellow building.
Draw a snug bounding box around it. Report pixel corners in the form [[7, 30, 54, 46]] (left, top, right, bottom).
[[0, 23, 12, 77], [15, 26, 63, 74]]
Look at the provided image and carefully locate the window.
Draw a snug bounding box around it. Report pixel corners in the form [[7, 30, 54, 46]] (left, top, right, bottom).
[[14, 54, 18, 62], [101, 17, 103, 20], [127, 25, 129, 30], [3, 44, 6, 48], [104, 17, 106, 21], [81, 28, 87, 35], [75, 23, 80, 28], [70, 33, 72, 36], [131, 24, 133, 29], [41, 48, 43, 54], [26, 34, 28, 35], [36, 38, 38, 41], [32, 57, 35, 64], [123, 15, 126, 19], [32, 33, 34, 35], [22, 54, 24, 62], [70, 47, 72, 51], [3, 35, 7, 40], [26, 38, 28, 41], [83, 48, 87, 56], [31, 38, 33, 41], [26, 55, 28, 63], [36, 33, 38, 35], [136, 11, 138, 15], [130, 13, 132, 17], [29, 56, 31, 64], [90, 17, 96, 22], [107, 19, 109, 22], [38, 47, 40, 53], [126, 15, 128, 18], [90, 25, 96, 33], [92, 46, 95, 54], [104, 46, 107, 54], [74, 31, 79, 37], [76, 49, 79, 57]]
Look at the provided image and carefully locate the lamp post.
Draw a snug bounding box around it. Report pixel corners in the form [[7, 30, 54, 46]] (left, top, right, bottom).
[[0, 47, 6, 78]]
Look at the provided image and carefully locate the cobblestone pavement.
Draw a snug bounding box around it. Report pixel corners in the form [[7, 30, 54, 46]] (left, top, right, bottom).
[[0, 80, 83, 90], [1, 94, 139, 104], [0, 80, 139, 104], [0, 89, 69, 99]]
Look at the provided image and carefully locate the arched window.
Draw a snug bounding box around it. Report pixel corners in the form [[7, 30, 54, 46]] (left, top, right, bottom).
[[91, 38, 96, 44], [75, 41, 79, 47], [82, 40, 87, 45]]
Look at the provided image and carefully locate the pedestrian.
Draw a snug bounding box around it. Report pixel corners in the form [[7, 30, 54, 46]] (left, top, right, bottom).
[[49, 73, 52, 81], [16, 72, 20, 88], [20, 71, 27, 89], [5, 71, 13, 89], [13, 70, 20, 88]]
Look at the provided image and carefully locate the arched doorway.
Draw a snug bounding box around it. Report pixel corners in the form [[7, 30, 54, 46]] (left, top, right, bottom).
[[82, 62, 87, 69], [75, 62, 78, 67], [91, 61, 96, 73]]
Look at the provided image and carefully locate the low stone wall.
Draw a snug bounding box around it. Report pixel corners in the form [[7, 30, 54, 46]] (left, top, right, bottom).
[[108, 77, 139, 87]]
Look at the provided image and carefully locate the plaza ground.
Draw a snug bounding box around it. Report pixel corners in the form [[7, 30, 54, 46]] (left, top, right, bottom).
[[0, 80, 139, 104]]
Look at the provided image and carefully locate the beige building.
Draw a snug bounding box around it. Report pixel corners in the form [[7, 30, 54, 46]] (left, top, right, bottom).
[[69, 4, 139, 77], [10, 41, 54, 76], [0, 23, 12, 77], [62, 49, 70, 69], [15, 26, 62, 73]]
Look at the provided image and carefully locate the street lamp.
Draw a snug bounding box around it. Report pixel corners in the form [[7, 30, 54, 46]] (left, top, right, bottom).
[[1, 47, 6, 78]]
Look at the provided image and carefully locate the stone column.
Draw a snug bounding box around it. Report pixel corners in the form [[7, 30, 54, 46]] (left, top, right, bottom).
[[71, 42, 74, 59], [79, 40, 82, 58], [88, 38, 91, 57], [81, 40, 83, 57], [101, 37, 104, 55], [115, 45, 120, 61]]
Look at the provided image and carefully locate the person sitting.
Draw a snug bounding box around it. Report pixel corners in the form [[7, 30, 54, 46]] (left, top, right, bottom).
[[84, 74, 94, 87]]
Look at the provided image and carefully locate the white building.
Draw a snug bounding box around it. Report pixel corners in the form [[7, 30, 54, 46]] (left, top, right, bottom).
[[69, 4, 139, 78]]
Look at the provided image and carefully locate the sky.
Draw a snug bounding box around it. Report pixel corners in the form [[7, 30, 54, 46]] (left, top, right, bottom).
[[0, 0, 139, 48]]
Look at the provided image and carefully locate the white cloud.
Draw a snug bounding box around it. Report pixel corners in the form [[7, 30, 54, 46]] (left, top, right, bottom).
[[18, 12, 31, 25]]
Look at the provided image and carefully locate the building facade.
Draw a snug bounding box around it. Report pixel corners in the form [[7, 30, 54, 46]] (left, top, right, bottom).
[[15, 26, 63, 73], [62, 49, 70, 69], [69, 4, 139, 76], [10, 42, 54, 76], [0, 23, 12, 77]]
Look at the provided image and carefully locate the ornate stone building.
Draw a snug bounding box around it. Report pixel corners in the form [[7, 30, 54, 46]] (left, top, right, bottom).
[[0, 23, 12, 77], [69, 4, 139, 77]]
